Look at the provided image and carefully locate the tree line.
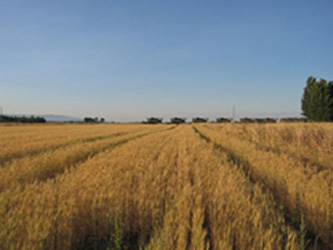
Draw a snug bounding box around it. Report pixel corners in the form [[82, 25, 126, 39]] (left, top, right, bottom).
[[1, 76, 330, 124], [145, 76, 333, 124], [144, 117, 231, 124], [144, 117, 308, 124], [83, 117, 105, 123], [0, 115, 46, 123]]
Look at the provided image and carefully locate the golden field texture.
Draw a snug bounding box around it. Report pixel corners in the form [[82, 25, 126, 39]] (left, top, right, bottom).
[[0, 123, 332, 249]]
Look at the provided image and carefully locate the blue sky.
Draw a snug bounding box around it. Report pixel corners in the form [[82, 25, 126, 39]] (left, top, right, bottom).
[[1, 0, 332, 121]]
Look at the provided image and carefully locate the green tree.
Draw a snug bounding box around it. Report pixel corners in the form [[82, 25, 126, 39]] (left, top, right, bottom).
[[301, 76, 333, 121], [216, 117, 231, 123], [84, 117, 96, 123], [301, 76, 315, 120], [192, 117, 208, 123], [170, 117, 186, 124], [146, 117, 163, 124]]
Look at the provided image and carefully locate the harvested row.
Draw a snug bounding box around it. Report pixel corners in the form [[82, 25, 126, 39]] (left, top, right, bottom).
[[194, 124, 333, 247], [1, 126, 299, 249], [206, 123, 333, 170], [0, 124, 155, 164], [0, 126, 166, 192]]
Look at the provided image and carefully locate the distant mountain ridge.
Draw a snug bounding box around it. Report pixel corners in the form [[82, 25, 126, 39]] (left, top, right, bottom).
[[40, 114, 83, 122]]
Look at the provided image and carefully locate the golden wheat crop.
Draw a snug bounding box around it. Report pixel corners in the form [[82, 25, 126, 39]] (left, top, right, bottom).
[[206, 123, 333, 170], [194, 123, 333, 247], [0, 123, 331, 249], [0, 124, 153, 165]]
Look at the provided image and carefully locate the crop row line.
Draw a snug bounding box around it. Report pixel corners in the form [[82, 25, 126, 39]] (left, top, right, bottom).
[[203, 125, 327, 172], [0, 129, 145, 166], [0, 127, 174, 193], [192, 126, 327, 249]]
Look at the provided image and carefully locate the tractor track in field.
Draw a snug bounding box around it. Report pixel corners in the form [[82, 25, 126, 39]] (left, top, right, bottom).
[[35, 128, 169, 181], [236, 138, 327, 172], [1, 126, 176, 192], [203, 125, 329, 172], [192, 126, 328, 250], [73, 127, 179, 250], [0, 129, 150, 166]]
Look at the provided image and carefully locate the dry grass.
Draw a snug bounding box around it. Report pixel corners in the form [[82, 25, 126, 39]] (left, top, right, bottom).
[[0, 123, 331, 249]]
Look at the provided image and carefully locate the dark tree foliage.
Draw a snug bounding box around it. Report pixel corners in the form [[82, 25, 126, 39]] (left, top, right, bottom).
[[0, 115, 46, 123], [328, 81, 333, 121], [84, 117, 97, 123], [170, 117, 186, 124], [279, 118, 307, 123], [192, 117, 209, 123], [263, 118, 277, 123], [84, 117, 106, 123], [146, 117, 163, 124], [216, 117, 231, 123], [240, 117, 278, 123], [302, 76, 333, 122], [240, 117, 254, 123], [253, 118, 277, 123]]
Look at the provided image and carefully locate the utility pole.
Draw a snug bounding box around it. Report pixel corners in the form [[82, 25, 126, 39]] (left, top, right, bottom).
[[232, 105, 236, 123]]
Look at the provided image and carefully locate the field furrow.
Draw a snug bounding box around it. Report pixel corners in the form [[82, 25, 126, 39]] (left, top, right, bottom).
[[194, 124, 332, 248], [146, 126, 299, 250], [0, 126, 169, 192], [0, 124, 155, 165], [0, 126, 178, 249], [204, 123, 333, 170]]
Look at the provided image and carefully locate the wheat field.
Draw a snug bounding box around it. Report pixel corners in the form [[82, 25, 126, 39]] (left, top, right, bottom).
[[0, 123, 332, 250]]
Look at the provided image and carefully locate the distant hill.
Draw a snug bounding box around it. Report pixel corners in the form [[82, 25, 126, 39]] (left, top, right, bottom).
[[40, 114, 83, 122]]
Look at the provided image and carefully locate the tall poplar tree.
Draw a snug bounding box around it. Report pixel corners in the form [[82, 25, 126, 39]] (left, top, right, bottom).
[[301, 76, 333, 121]]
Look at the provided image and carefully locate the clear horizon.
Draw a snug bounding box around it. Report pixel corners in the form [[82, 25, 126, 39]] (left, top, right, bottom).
[[1, 0, 333, 122], [1, 111, 306, 123]]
